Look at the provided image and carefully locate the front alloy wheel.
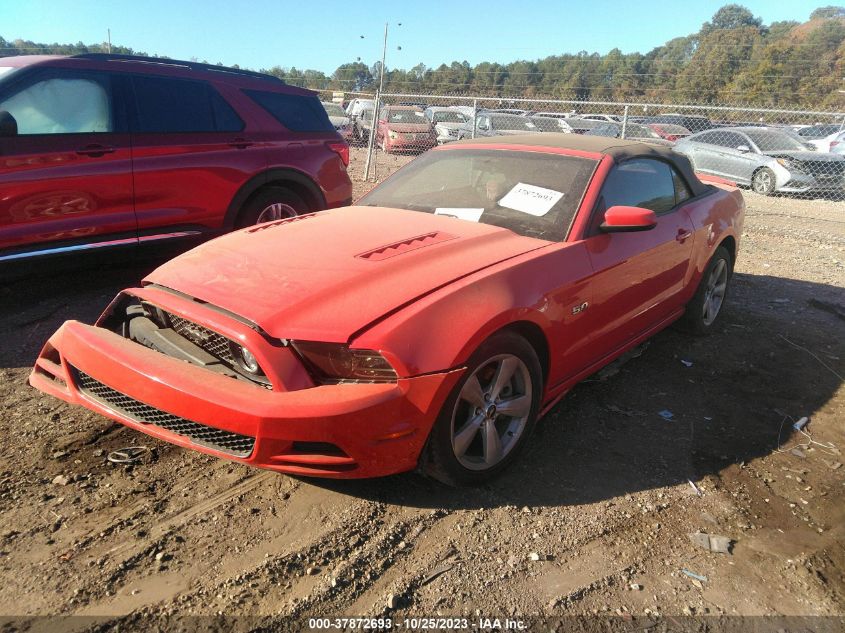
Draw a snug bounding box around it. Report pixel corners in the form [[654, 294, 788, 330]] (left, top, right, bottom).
[[422, 331, 542, 486], [702, 258, 728, 326], [451, 354, 532, 471]]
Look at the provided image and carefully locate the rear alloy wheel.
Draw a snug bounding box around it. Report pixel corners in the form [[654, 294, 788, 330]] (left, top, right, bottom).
[[422, 331, 542, 486], [237, 188, 308, 228], [680, 246, 732, 335], [751, 167, 776, 195]]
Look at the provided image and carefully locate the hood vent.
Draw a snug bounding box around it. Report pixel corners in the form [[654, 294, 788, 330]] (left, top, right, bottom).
[[356, 231, 457, 261], [246, 214, 315, 233]]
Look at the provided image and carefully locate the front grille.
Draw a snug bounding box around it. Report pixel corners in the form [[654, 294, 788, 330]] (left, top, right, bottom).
[[797, 160, 845, 179], [73, 369, 255, 457], [163, 311, 238, 365]]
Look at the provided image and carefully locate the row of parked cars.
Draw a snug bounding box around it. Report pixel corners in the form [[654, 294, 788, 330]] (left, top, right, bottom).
[[320, 99, 845, 195]]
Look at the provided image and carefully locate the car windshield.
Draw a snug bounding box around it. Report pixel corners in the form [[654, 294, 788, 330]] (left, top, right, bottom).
[[432, 111, 465, 123], [357, 149, 598, 242], [492, 115, 536, 131], [323, 103, 345, 117], [386, 109, 425, 123], [744, 129, 807, 152], [798, 124, 840, 138], [530, 117, 563, 132], [626, 123, 661, 138]]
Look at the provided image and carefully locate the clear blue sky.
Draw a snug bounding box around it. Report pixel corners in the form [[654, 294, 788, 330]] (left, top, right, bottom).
[[0, 0, 826, 74]]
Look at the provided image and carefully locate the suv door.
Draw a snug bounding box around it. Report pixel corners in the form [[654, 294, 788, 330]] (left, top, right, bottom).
[[583, 158, 696, 359], [128, 74, 261, 236], [0, 69, 133, 258]]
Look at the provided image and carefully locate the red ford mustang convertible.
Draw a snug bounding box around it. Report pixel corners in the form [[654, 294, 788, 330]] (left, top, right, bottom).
[[30, 135, 744, 485]]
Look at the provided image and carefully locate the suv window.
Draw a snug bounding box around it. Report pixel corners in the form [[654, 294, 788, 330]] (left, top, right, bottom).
[[0, 73, 113, 134], [132, 75, 243, 133], [597, 159, 677, 215], [244, 90, 334, 132]]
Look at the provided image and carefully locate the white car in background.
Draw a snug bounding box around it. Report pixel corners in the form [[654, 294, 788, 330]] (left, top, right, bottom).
[[810, 130, 845, 153]]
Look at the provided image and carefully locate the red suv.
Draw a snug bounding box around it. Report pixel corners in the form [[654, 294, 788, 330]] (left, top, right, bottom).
[[0, 54, 352, 264]]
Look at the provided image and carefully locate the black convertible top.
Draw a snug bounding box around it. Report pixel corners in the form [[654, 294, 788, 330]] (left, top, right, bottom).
[[453, 133, 710, 197]]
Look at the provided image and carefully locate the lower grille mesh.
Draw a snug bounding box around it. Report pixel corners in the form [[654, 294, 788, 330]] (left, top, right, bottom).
[[73, 369, 255, 458]]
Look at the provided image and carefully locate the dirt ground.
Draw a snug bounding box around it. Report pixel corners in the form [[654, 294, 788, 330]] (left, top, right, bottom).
[[0, 147, 844, 629]]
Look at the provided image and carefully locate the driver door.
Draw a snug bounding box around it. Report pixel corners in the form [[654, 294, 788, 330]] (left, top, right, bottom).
[[581, 158, 696, 362]]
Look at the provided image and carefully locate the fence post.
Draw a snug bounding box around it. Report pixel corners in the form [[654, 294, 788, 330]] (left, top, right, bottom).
[[472, 98, 478, 139], [621, 105, 629, 140], [363, 92, 381, 182]]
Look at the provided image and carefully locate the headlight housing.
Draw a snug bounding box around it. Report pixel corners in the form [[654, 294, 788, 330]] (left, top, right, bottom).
[[776, 157, 796, 170], [388, 131, 399, 140], [230, 342, 264, 376], [291, 341, 398, 383]]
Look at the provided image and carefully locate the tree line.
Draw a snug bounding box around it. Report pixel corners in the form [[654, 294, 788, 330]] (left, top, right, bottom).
[[3, 5, 845, 107]]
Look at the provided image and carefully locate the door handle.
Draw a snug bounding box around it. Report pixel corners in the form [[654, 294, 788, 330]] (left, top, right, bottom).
[[228, 138, 254, 149], [76, 144, 115, 157], [676, 229, 693, 243]]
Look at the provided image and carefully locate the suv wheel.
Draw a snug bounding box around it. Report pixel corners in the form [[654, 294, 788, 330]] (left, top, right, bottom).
[[238, 188, 308, 227]]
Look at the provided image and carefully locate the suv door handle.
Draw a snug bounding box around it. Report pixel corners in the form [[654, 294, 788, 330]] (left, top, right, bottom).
[[76, 144, 115, 157], [676, 229, 693, 243], [228, 138, 254, 149]]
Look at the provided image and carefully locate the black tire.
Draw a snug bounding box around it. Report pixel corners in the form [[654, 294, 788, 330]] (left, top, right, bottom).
[[236, 188, 308, 228], [679, 246, 733, 335], [420, 331, 543, 486], [751, 167, 776, 195]]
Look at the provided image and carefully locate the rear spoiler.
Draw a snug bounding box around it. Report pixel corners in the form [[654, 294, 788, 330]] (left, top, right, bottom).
[[695, 172, 737, 189]]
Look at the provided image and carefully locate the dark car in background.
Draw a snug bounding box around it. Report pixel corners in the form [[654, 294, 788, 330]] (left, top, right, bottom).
[[586, 121, 673, 146], [0, 54, 352, 264], [648, 114, 713, 133]]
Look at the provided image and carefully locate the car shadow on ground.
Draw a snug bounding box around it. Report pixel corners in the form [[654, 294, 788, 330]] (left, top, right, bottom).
[[306, 272, 844, 510]]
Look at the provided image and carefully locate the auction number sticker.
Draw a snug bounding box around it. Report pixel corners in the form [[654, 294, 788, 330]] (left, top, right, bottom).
[[498, 183, 563, 216]]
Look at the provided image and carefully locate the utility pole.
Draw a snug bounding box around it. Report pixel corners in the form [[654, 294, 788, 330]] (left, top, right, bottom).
[[363, 22, 389, 181], [107, 29, 111, 53]]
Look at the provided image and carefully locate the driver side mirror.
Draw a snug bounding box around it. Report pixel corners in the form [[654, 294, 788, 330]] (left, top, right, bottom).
[[600, 206, 658, 233], [0, 111, 17, 137], [736, 144, 751, 153]]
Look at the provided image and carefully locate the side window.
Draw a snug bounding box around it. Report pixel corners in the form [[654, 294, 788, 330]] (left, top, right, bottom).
[[597, 159, 676, 216], [0, 73, 113, 134], [711, 131, 744, 149], [133, 76, 216, 133], [244, 90, 335, 132], [209, 89, 244, 132], [672, 169, 692, 205]]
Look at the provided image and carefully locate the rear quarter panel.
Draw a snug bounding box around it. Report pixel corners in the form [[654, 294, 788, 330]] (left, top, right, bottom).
[[681, 184, 745, 303]]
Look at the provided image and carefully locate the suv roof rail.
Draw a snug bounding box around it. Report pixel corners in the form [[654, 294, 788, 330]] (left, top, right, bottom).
[[70, 53, 285, 84]]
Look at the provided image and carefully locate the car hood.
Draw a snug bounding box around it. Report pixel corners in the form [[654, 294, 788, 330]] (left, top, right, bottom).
[[145, 207, 548, 342], [386, 123, 432, 133], [764, 150, 844, 162], [328, 115, 350, 127]]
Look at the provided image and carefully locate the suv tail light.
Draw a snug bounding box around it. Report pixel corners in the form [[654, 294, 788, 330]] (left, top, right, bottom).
[[327, 141, 349, 167]]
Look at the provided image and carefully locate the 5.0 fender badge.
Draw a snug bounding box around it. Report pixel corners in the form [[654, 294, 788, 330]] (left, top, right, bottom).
[[572, 301, 589, 315]]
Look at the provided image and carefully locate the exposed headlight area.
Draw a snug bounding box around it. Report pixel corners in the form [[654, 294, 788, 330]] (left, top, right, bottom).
[[290, 341, 398, 384], [98, 294, 272, 389]]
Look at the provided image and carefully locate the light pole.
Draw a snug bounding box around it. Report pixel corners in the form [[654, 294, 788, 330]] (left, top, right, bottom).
[[363, 22, 392, 181]]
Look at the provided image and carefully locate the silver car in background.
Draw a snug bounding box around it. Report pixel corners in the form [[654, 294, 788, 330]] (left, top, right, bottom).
[[674, 127, 845, 195], [423, 107, 471, 144], [321, 102, 353, 141]]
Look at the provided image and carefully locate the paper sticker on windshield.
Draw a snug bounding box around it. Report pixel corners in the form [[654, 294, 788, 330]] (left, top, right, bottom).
[[435, 208, 484, 222], [498, 183, 563, 216]]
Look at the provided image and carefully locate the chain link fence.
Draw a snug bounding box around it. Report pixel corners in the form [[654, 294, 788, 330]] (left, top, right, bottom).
[[322, 91, 845, 202]]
